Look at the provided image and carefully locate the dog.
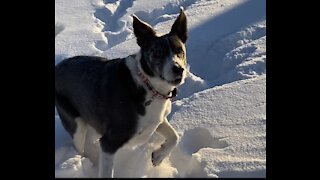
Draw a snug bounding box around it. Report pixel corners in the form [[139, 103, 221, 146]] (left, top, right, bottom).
[[55, 8, 188, 177]]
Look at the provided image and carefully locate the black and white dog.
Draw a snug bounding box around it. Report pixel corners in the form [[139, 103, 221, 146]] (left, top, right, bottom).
[[55, 9, 188, 177]]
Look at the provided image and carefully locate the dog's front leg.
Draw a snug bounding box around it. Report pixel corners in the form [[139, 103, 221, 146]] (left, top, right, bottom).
[[151, 119, 179, 166], [99, 133, 117, 178], [98, 129, 132, 177], [98, 146, 114, 178]]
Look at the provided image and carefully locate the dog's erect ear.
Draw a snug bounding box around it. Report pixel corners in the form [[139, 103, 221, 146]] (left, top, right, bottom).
[[132, 15, 156, 47], [170, 8, 188, 43]]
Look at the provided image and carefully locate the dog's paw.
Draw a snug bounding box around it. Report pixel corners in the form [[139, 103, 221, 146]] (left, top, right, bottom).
[[151, 148, 168, 167]]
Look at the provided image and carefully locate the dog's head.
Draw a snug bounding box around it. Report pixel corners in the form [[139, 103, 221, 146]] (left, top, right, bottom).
[[133, 9, 188, 86]]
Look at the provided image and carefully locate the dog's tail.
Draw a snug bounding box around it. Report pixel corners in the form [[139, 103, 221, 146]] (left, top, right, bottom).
[[55, 23, 65, 37]]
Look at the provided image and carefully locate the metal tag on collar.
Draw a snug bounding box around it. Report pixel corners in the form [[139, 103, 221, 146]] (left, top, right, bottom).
[[167, 88, 177, 99], [171, 88, 177, 98]]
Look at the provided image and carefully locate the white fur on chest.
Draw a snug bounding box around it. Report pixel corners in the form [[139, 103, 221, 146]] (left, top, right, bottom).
[[126, 98, 171, 148], [124, 53, 174, 148], [138, 97, 170, 132]]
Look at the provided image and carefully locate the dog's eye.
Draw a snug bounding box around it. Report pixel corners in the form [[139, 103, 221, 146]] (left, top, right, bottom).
[[176, 47, 184, 58]]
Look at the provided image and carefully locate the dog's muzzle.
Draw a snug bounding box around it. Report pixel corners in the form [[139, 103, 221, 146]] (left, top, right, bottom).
[[170, 64, 184, 84], [172, 65, 184, 76]]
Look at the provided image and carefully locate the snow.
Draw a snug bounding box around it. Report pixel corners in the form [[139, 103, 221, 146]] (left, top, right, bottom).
[[55, 0, 266, 178]]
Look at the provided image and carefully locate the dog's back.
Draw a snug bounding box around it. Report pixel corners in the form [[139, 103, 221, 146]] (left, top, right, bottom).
[[55, 56, 146, 138]]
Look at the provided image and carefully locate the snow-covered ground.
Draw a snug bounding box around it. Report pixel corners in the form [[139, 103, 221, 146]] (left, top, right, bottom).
[[55, 0, 266, 177]]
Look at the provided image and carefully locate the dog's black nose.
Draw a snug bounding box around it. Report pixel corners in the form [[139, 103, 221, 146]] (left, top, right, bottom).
[[172, 65, 184, 75]]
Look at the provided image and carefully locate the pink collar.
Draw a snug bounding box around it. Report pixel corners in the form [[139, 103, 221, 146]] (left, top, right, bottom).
[[137, 70, 177, 102]]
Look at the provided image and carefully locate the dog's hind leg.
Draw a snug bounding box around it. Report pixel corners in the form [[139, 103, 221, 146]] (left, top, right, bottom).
[[73, 117, 88, 156], [55, 94, 79, 138], [83, 125, 101, 165], [152, 119, 179, 166], [55, 94, 87, 156]]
